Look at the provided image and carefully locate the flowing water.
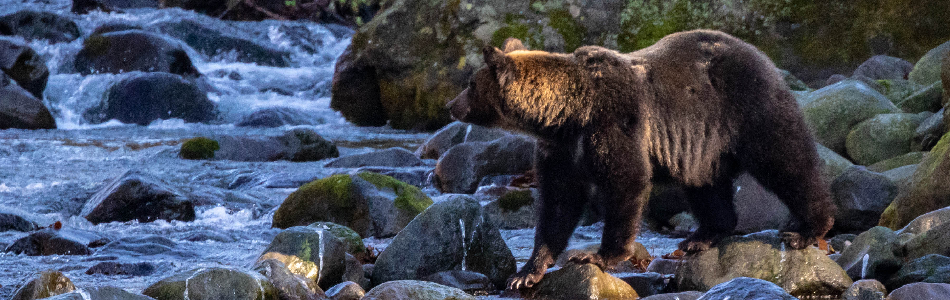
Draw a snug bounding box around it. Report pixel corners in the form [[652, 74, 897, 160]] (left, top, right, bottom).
[[0, 0, 682, 297]]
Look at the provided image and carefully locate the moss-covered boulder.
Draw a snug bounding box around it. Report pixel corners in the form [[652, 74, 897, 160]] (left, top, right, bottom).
[[835, 226, 902, 282], [910, 41, 950, 86], [308, 222, 367, 260], [880, 132, 950, 229], [525, 263, 638, 300], [9, 271, 75, 300], [868, 152, 926, 172], [817, 142, 854, 184], [804, 80, 901, 155], [675, 230, 852, 298], [0, 10, 80, 43], [255, 226, 347, 290], [845, 113, 929, 165], [143, 268, 278, 300], [371, 195, 516, 289], [0, 37, 49, 99], [179, 137, 219, 160], [272, 172, 431, 238], [898, 82, 944, 113], [874, 79, 921, 105]]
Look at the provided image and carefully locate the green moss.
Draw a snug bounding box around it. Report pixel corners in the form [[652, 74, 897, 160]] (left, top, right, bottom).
[[305, 174, 354, 207], [357, 172, 432, 215], [179, 137, 219, 160], [616, 0, 720, 52], [83, 34, 111, 57], [309, 222, 366, 256], [498, 190, 534, 212], [491, 14, 544, 50], [547, 9, 585, 52]]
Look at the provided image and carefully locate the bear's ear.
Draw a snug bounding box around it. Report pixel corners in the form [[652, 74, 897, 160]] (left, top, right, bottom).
[[482, 46, 511, 71], [502, 38, 527, 53]]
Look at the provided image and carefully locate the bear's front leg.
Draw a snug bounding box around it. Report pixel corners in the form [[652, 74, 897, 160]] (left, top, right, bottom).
[[570, 127, 651, 270], [507, 140, 589, 290]]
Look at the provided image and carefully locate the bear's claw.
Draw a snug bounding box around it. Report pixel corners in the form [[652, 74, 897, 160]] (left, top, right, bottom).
[[507, 269, 544, 290], [781, 231, 817, 249]]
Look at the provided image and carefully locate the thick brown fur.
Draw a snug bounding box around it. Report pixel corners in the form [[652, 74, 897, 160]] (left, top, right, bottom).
[[448, 30, 835, 290]]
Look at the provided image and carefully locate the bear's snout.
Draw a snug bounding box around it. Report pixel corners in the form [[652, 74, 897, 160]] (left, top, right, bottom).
[[448, 88, 470, 121]]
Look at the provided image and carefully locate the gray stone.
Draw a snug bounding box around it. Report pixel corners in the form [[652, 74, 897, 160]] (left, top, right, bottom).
[[9, 271, 76, 300], [831, 166, 900, 233], [74, 30, 200, 76], [843, 279, 887, 300], [853, 55, 913, 80], [0, 10, 80, 43], [237, 107, 324, 127], [212, 128, 338, 162], [362, 280, 474, 300], [845, 113, 928, 166], [898, 206, 950, 235], [640, 292, 704, 300], [696, 277, 797, 300], [733, 173, 791, 233], [424, 270, 494, 295], [81, 170, 195, 224], [0, 37, 48, 98], [886, 254, 950, 291], [0, 74, 56, 130], [415, 121, 511, 159], [817, 142, 855, 184], [836, 226, 902, 281], [5, 229, 94, 256], [434, 135, 535, 193], [154, 19, 290, 67], [527, 263, 638, 300], [0, 212, 38, 232], [44, 286, 156, 300], [255, 226, 347, 290], [253, 258, 325, 300], [886, 282, 950, 300], [898, 82, 943, 113], [803, 80, 901, 154], [85, 72, 214, 125], [616, 272, 667, 298], [325, 147, 423, 168], [914, 108, 946, 151], [142, 267, 278, 300], [325, 281, 363, 300]]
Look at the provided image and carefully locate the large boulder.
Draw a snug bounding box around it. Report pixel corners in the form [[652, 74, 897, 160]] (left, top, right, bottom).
[[0, 212, 38, 232], [0, 37, 48, 98], [696, 277, 797, 300], [371, 195, 516, 289], [835, 226, 902, 282], [803, 80, 902, 154], [84, 72, 214, 125], [362, 280, 474, 300], [853, 55, 913, 80], [733, 173, 791, 233], [831, 166, 900, 233], [902, 219, 950, 262], [74, 30, 201, 76], [0, 74, 55, 129], [525, 263, 638, 300], [846, 113, 929, 165], [886, 254, 950, 291], [434, 135, 535, 193], [886, 282, 950, 300], [415, 121, 511, 159], [81, 170, 196, 224], [4, 229, 93, 256], [42, 286, 157, 300], [9, 271, 76, 300], [880, 132, 950, 229], [154, 20, 291, 67], [909, 41, 950, 86], [914, 109, 945, 151], [674, 230, 852, 298], [272, 172, 432, 238], [143, 268, 278, 300], [0, 10, 80, 43], [324, 147, 423, 168], [255, 226, 347, 290], [202, 128, 339, 162], [897, 82, 943, 114], [873, 79, 921, 105]]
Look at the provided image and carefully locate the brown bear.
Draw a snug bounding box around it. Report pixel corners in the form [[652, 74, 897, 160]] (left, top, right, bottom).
[[447, 30, 836, 289]]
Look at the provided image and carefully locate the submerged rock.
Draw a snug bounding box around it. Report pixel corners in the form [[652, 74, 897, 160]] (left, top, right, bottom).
[[81, 170, 196, 224], [210, 128, 339, 162], [5, 229, 94, 256], [0, 37, 48, 99], [237, 107, 323, 127], [154, 19, 291, 67], [675, 230, 851, 297], [0, 74, 55, 130], [143, 267, 278, 300], [74, 30, 200, 76], [0, 10, 80, 43], [85, 72, 215, 125]]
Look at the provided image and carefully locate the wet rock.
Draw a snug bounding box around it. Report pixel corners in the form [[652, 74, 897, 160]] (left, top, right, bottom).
[[880, 132, 950, 229], [424, 270, 494, 295], [0, 10, 80, 43], [0, 74, 56, 129], [846, 113, 929, 166], [733, 173, 791, 233], [913, 109, 945, 151], [836, 226, 902, 282], [0, 212, 38, 232], [44, 286, 157, 300], [897, 206, 950, 235], [72, 0, 159, 14], [179, 137, 219, 160], [10, 271, 76, 300], [371, 195, 516, 289], [803, 80, 901, 154], [897, 82, 943, 114], [237, 107, 323, 127], [74, 30, 200, 76], [615, 272, 667, 298], [324, 147, 423, 168], [524, 263, 637, 300], [843, 280, 887, 300], [325, 281, 363, 300], [482, 188, 538, 229], [362, 280, 474, 300], [0, 37, 48, 98], [99, 235, 177, 256], [85, 261, 157, 276], [868, 152, 926, 173], [142, 267, 278, 300], [696, 277, 796, 300], [909, 41, 950, 86], [886, 254, 950, 291], [817, 142, 854, 184], [415, 121, 511, 159], [675, 230, 852, 297], [646, 257, 682, 275], [640, 291, 704, 300], [831, 166, 900, 233], [308, 222, 367, 260], [211, 128, 339, 162], [886, 282, 950, 300], [254, 259, 326, 300], [154, 20, 290, 67], [434, 135, 535, 193], [256, 226, 347, 290], [5, 229, 93, 256], [329, 48, 385, 127], [273, 172, 431, 238], [81, 170, 196, 224], [853, 55, 914, 81], [903, 220, 950, 261], [84, 72, 215, 125]]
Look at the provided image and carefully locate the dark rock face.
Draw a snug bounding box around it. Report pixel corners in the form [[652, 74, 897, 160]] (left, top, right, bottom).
[[831, 166, 900, 233], [0, 74, 56, 130], [434, 135, 536, 194], [0, 37, 49, 99], [85, 262, 157, 276], [73, 30, 201, 76], [210, 128, 339, 162], [86, 72, 215, 125], [80, 170, 196, 225], [852, 55, 914, 80], [330, 48, 386, 127], [0, 212, 38, 232], [0, 10, 80, 43], [154, 20, 291, 67], [5, 229, 94, 256]]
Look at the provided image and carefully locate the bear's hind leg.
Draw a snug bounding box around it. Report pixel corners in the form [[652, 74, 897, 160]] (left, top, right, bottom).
[[507, 141, 589, 290], [678, 178, 738, 253]]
